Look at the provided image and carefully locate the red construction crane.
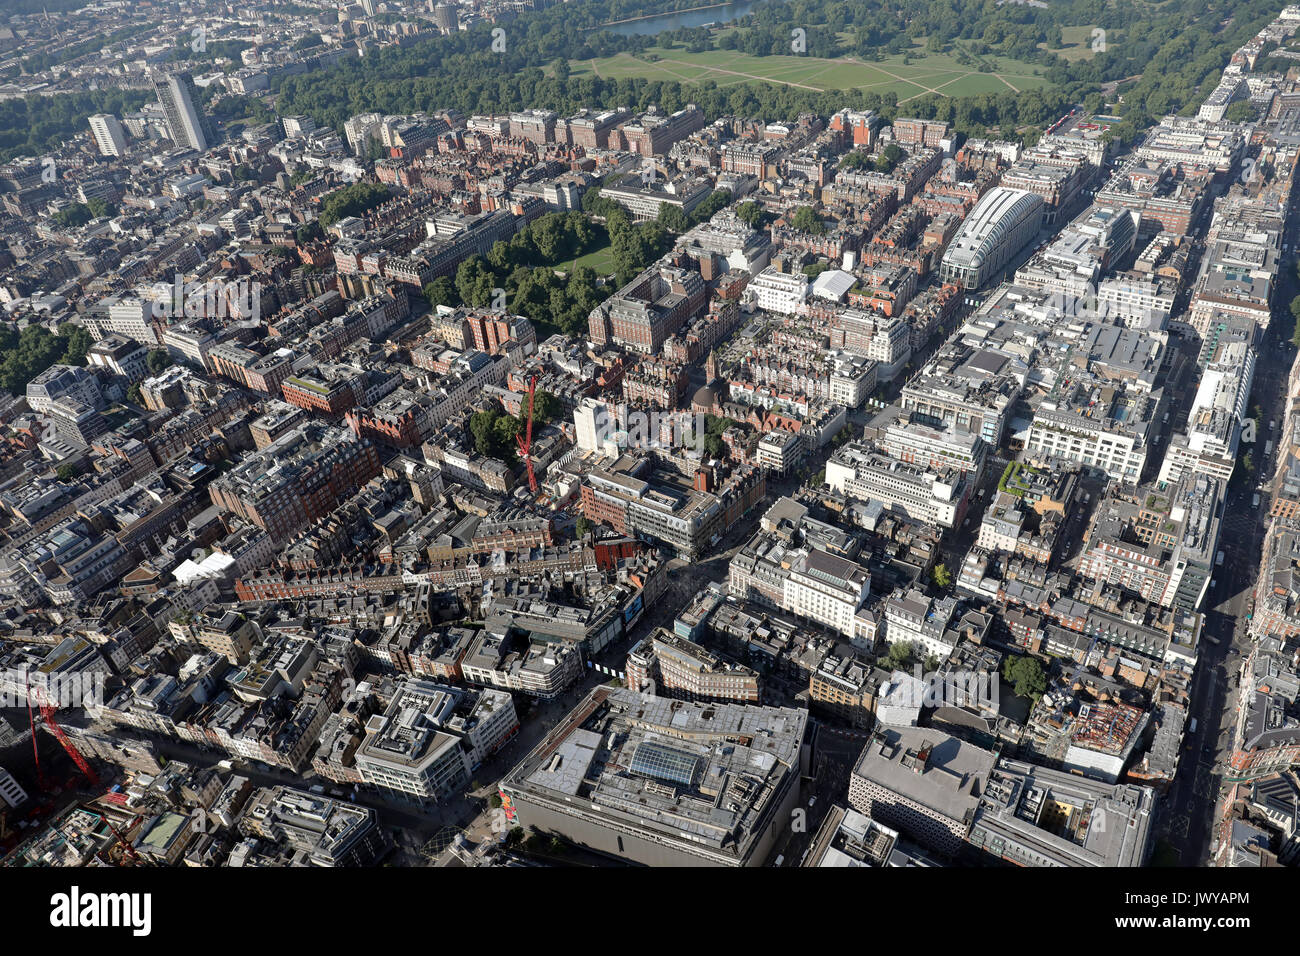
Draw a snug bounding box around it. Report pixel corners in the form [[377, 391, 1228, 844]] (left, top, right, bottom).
[[25, 672, 43, 792], [26, 673, 99, 789], [26, 674, 141, 863], [515, 374, 539, 493], [40, 701, 99, 790], [101, 815, 144, 867]]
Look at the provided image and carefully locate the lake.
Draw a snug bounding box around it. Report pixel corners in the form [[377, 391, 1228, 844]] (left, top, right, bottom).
[[598, 0, 782, 37]]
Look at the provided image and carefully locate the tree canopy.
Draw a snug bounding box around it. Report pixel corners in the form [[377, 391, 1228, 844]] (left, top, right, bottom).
[[318, 181, 390, 228], [0, 322, 92, 393], [789, 206, 826, 235], [1002, 655, 1047, 700]]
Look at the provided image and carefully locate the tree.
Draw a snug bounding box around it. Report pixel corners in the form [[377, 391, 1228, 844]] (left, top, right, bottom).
[[52, 203, 96, 228], [884, 641, 913, 670], [57, 322, 91, 365], [691, 189, 731, 224], [931, 563, 953, 589], [0, 324, 91, 392], [1224, 101, 1256, 123], [790, 205, 826, 235], [55, 463, 80, 482], [296, 221, 323, 245], [318, 181, 389, 228], [575, 517, 592, 538], [657, 203, 690, 233], [531, 390, 560, 426], [146, 349, 171, 375], [84, 197, 114, 219], [875, 142, 903, 173], [423, 277, 458, 308], [839, 150, 872, 170], [469, 409, 500, 458], [1002, 655, 1046, 700], [126, 382, 143, 405], [705, 415, 736, 436], [456, 255, 498, 307], [736, 201, 763, 229]]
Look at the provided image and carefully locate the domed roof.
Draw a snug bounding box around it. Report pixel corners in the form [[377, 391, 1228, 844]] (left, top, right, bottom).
[[692, 383, 719, 409]]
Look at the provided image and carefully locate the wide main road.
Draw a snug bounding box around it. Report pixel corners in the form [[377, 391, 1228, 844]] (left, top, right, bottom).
[[1158, 279, 1298, 864]]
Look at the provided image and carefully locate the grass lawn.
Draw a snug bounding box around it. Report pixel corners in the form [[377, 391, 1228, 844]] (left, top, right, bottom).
[[1044, 24, 1109, 63], [569, 41, 1051, 102], [561, 241, 617, 276]]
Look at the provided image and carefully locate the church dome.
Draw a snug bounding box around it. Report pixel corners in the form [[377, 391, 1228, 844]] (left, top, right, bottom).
[[692, 383, 719, 409]]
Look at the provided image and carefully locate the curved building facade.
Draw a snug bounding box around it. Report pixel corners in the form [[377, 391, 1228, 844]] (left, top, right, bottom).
[[940, 187, 1045, 289]]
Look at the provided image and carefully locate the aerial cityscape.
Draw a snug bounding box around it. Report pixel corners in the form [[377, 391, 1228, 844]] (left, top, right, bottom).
[[0, 0, 1296, 886]]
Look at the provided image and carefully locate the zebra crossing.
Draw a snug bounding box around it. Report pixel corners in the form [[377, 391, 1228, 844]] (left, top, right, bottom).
[[587, 661, 626, 681]]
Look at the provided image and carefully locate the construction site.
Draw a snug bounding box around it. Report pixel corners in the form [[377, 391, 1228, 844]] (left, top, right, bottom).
[[0, 684, 147, 867]]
